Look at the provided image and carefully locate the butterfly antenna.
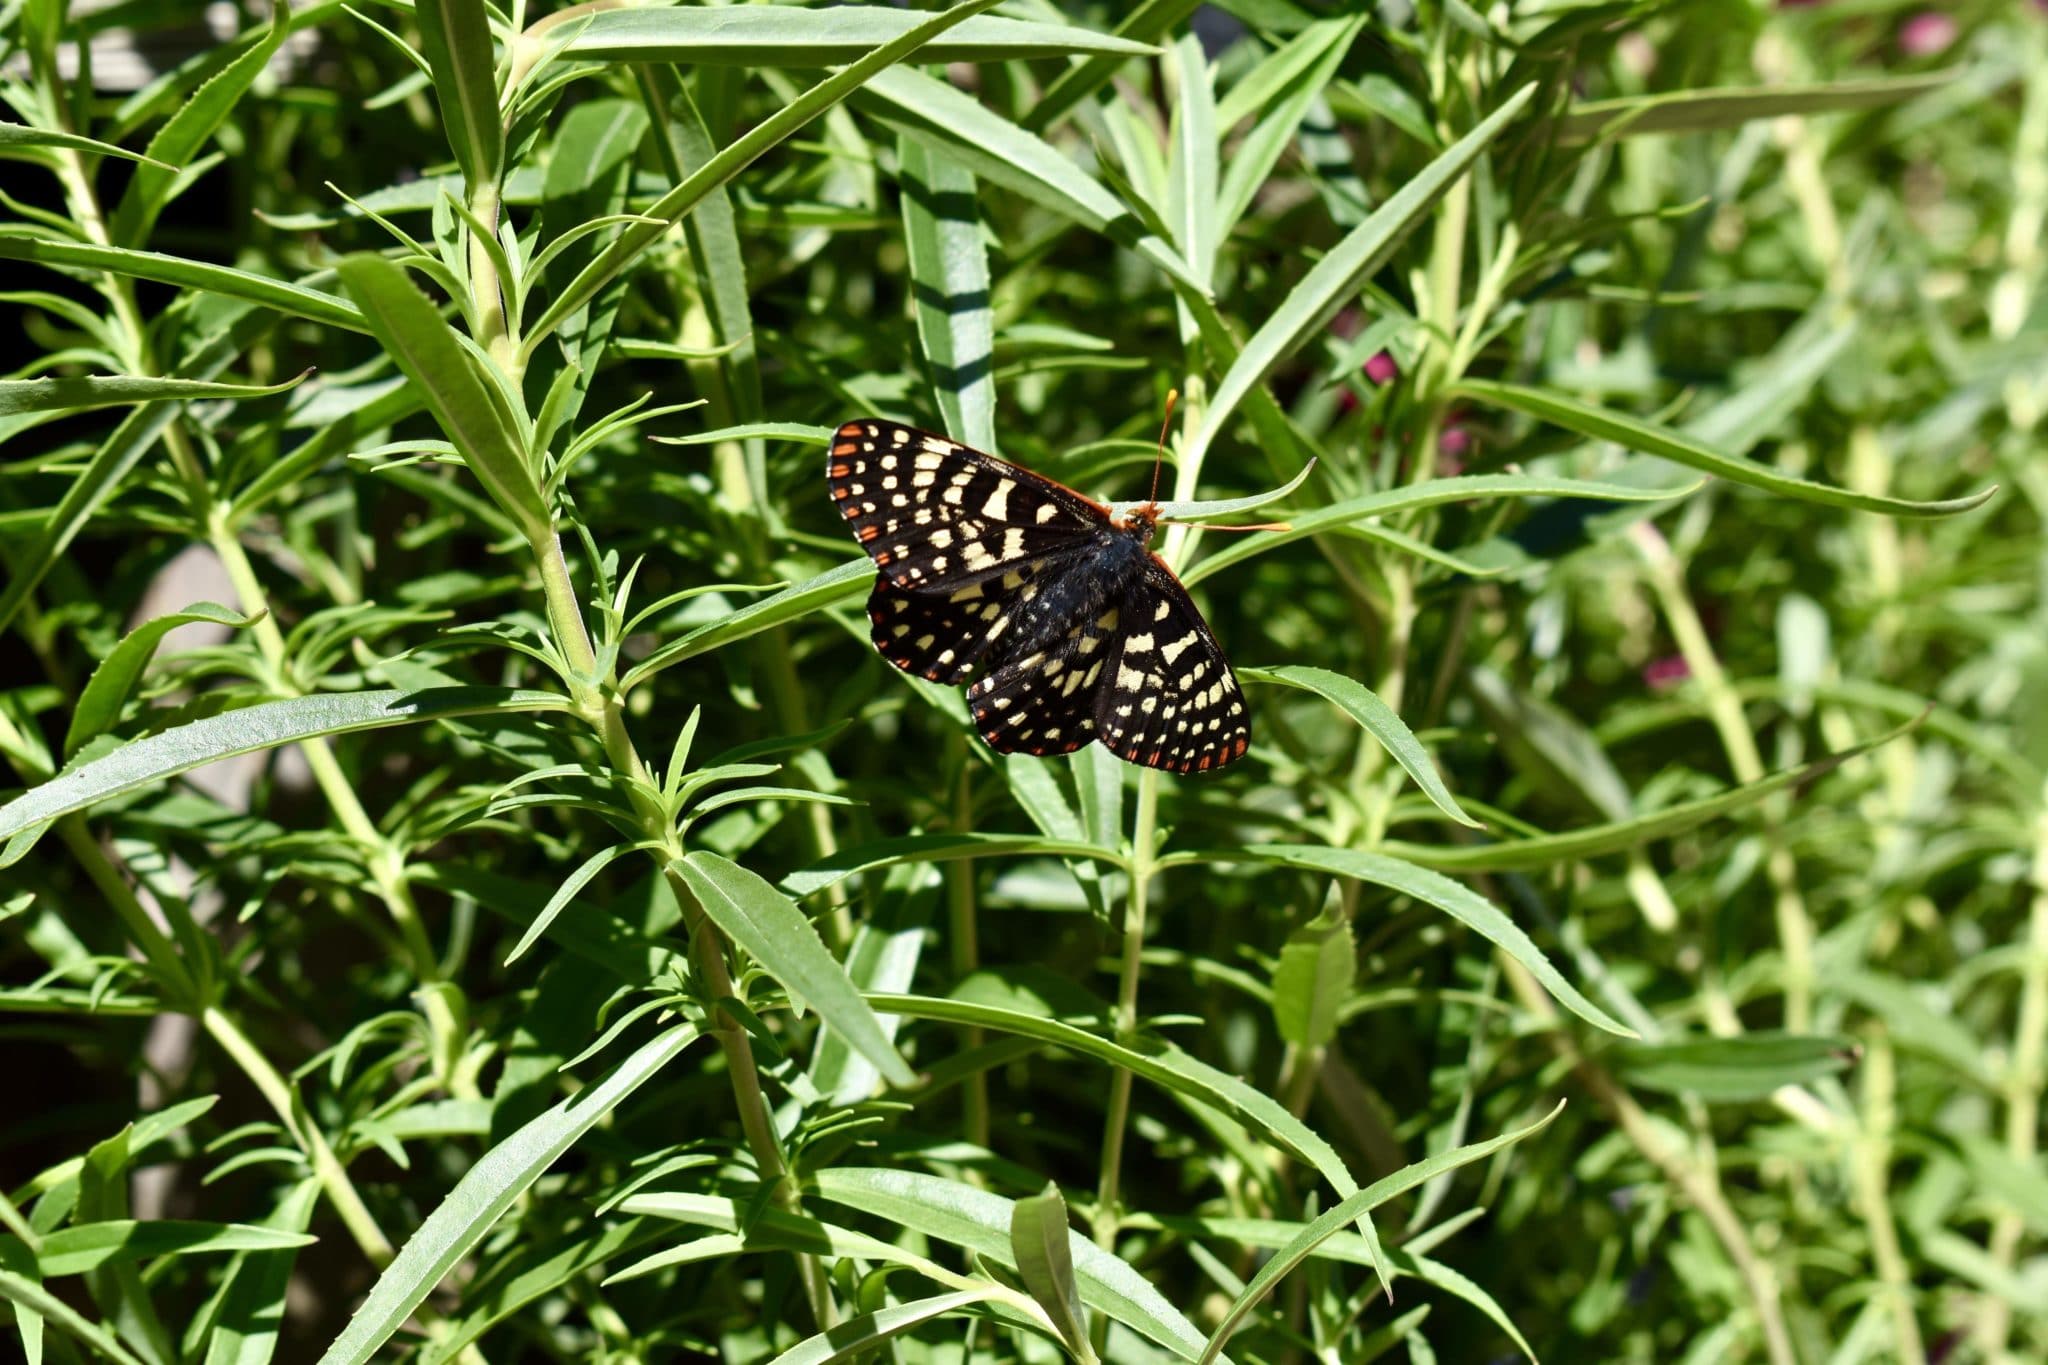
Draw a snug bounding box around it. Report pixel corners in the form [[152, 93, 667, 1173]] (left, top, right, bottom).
[[1147, 388, 1177, 507]]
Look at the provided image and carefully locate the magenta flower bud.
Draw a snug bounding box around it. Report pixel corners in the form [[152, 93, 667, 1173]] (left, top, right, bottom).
[[1437, 424, 1471, 460], [1899, 12, 1957, 55], [1642, 656, 1692, 689], [1364, 350, 1399, 386]]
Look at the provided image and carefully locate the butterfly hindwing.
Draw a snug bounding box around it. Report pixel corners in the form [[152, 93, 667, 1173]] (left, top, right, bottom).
[[829, 420, 1102, 591], [1095, 559, 1250, 775], [865, 559, 1051, 685], [966, 600, 1121, 757]]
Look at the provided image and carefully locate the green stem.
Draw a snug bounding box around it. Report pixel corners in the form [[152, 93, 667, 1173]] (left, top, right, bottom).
[[202, 1006, 395, 1266], [1632, 522, 1813, 1030], [1980, 789, 2048, 1359], [528, 527, 836, 1329], [947, 746, 989, 1153], [211, 512, 441, 980], [1853, 1033, 1926, 1364], [1093, 767, 1159, 1253], [1504, 960, 1796, 1365]]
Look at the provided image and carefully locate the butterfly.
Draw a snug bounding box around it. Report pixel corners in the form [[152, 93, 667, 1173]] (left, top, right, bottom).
[[828, 419, 1249, 774]]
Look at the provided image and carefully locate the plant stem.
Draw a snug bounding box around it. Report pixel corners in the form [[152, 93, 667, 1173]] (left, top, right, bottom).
[[527, 526, 836, 1328], [1503, 960, 1796, 1365], [1094, 767, 1159, 1250], [1979, 788, 2048, 1359], [201, 1006, 395, 1266], [948, 747, 989, 1153], [1852, 1033, 1926, 1364], [210, 511, 441, 980], [46, 128, 444, 985], [1632, 522, 1814, 1030]]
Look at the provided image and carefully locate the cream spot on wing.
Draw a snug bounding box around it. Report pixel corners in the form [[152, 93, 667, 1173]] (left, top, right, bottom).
[[982, 479, 1014, 520], [1035, 504, 1059, 524], [1161, 631, 1198, 665], [1153, 599, 1172, 622]]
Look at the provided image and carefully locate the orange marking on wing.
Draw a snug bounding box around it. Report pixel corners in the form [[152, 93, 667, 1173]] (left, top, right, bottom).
[[875, 551, 892, 565], [858, 526, 879, 542], [831, 442, 859, 456], [829, 462, 851, 476]]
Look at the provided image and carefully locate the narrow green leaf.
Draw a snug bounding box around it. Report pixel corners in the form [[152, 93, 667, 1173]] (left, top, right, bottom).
[[651, 422, 831, 448], [1235, 847, 1633, 1037], [1241, 666, 1479, 827], [0, 121, 174, 167], [1188, 85, 1534, 471], [0, 234, 366, 330], [1555, 69, 1958, 143], [863, 66, 1205, 295], [504, 844, 629, 967], [110, 0, 291, 245], [1453, 379, 1994, 518], [640, 73, 760, 423], [1198, 1103, 1563, 1362], [622, 559, 872, 691], [526, 0, 1009, 354], [1026, 0, 1200, 132], [0, 1269, 149, 1365], [32, 1221, 314, 1277], [900, 136, 995, 452], [1182, 472, 1694, 586], [414, 0, 504, 191], [199, 1180, 320, 1365], [1138, 459, 1317, 522], [1010, 1184, 1090, 1357], [783, 833, 1122, 900], [0, 688, 570, 850], [1213, 16, 1364, 235], [0, 308, 278, 640], [1166, 33, 1219, 289], [0, 371, 308, 418], [1270, 912, 1353, 1049], [335, 253, 547, 531], [813, 1167, 1220, 1363], [672, 852, 917, 1089], [557, 8, 1155, 65], [769, 1289, 1004, 1364], [1615, 1033, 1859, 1101], [866, 991, 1388, 1296], [66, 602, 264, 757], [314, 1025, 699, 1365], [1377, 715, 1923, 872]]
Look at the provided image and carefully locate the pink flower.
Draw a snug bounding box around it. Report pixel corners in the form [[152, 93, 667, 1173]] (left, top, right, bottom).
[[1643, 656, 1692, 689], [1899, 12, 1957, 55], [1364, 350, 1399, 385]]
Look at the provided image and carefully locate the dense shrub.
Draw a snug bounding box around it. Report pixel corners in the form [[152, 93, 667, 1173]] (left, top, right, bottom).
[[0, 1, 2040, 1361]]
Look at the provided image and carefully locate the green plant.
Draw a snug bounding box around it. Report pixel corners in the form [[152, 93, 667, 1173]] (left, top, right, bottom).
[[0, 0, 2041, 1361]]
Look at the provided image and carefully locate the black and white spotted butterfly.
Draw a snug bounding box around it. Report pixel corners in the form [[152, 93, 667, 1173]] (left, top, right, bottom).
[[829, 419, 1249, 775]]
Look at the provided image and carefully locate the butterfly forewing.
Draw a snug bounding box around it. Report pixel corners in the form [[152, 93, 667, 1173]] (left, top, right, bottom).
[[829, 421, 1099, 592], [832, 419, 1253, 774], [1095, 561, 1250, 775]]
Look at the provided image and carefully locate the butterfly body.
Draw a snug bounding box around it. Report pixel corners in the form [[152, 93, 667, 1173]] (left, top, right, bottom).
[[830, 420, 1249, 774]]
